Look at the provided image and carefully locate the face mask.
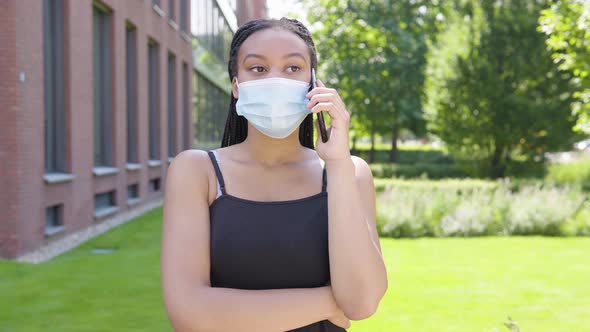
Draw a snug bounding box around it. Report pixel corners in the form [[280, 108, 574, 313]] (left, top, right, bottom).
[[235, 77, 312, 139]]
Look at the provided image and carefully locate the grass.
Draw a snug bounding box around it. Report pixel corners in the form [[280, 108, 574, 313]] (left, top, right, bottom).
[[2, 208, 590, 331], [0, 208, 168, 332], [350, 237, 590, 332]]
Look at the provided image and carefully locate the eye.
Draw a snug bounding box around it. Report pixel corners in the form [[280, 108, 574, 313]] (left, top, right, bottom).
[[287, 66, 301, 73], [249, 66, 266, 73]]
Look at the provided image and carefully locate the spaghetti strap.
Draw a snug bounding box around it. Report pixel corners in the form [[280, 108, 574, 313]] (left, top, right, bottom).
[[207, 150, 227, 195], [321, 164, 327, 193]]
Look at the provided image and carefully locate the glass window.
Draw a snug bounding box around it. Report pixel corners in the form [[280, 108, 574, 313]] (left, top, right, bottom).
[[148, 40, 160, 160], [168, 53, 177, 158], [179, 0, 187, 32], [93, 5, 114, 167], [95, 191, 116, 211], [126, 23, 138, 163], [43, 0, 66, 173], [169, 0, 176, 21], [127, 184, 139, 200]]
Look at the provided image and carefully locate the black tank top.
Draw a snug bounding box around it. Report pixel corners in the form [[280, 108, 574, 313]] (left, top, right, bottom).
[[207, 150, 346, 332]]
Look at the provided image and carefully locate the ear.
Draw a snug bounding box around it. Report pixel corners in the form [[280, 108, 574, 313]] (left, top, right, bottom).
[[231, 77, 239, 99]]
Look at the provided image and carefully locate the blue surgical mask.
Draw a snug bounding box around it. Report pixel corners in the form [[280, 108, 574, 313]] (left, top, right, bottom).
[[235, 77, 312, 139]]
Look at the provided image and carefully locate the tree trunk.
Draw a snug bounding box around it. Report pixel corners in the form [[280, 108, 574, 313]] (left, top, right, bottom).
[[370, 120, 376, 163], [390, 121, 399, 163], [490, 145, 506, 178]]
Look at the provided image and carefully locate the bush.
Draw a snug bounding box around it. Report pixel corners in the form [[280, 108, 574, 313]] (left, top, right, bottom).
[[376, 179, 589, 237], [506, 184, 587, 235], [353, 147, 454, 164], [370, 162, 468, 179], [561, 199, 590, 236], [546, 156, 590, 189]]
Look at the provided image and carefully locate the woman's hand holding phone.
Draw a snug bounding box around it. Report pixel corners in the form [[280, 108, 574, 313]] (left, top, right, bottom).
[[306, 71, 352, 163]]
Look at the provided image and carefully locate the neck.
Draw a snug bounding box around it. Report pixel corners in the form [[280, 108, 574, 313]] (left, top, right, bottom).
[[240, 124, 307, 166]]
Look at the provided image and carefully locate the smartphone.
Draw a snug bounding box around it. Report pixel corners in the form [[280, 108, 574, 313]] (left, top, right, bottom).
[[312, 68, 329, 143]]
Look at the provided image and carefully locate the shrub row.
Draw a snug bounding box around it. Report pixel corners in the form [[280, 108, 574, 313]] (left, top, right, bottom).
[[376, 179, 589, 237]]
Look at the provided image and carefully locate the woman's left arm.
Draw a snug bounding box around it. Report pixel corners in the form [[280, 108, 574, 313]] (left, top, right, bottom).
[[325, 156, 388, 321], [307, 79, 388, 321]]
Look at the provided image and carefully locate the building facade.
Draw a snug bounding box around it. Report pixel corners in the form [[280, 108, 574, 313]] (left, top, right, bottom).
[[0, 0, 193, 260], [0, 0, 267, 261], [191, 0, 267, 150]]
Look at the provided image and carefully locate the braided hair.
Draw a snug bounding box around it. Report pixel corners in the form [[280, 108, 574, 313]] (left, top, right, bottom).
[[220, 17, 318, 148]]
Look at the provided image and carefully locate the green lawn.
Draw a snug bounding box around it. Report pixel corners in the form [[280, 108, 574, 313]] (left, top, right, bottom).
[[2, 207, 589, 331]]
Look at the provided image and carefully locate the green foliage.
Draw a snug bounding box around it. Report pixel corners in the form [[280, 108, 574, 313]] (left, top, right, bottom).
[[370, 162, 467, 179], [539, 0, 590, 134], [546, 156, 590, 187], [424, 0, 582, 178], [302, 0, 444, 155], [354, 146, 454, 164]]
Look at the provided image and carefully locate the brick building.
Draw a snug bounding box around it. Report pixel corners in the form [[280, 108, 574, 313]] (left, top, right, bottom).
[[0, 0, 266, 261]]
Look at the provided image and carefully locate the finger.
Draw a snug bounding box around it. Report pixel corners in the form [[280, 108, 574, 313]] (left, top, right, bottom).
[[311, 102, 337, 118], [316, 78, 326, 87], [306, 87, 336, 98], [306, 93, 336, 109]]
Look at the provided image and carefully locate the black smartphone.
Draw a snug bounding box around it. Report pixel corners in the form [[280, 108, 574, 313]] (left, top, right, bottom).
[[312, 68, 329, 143]]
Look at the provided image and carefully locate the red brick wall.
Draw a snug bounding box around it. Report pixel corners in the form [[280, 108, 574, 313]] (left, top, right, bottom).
[[237, 0, 267, 26], [0, 0, 193, 259], [0, 0, 20, 258]]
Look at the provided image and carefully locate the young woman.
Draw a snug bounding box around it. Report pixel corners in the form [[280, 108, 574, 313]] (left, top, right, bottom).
[[161, 17, 388, 331]]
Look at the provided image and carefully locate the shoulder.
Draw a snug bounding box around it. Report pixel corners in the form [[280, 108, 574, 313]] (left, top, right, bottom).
[[169, 149, 212, 174], [166, 149, 214, 195]]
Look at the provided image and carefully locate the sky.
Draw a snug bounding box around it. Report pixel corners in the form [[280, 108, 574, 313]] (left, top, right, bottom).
[[266, 0, 308, 24]]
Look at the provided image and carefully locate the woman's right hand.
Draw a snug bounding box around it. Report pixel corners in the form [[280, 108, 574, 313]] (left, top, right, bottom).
[[325, 285, 351, 329], [328, 305, 351, 329]]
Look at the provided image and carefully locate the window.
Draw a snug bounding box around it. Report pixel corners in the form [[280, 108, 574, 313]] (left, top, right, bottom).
[[126, 23, 138, 164], [182, 63, 191, 149], [93, 5, 114, 167], [95, 191, 116, 216], [45, 204, 64, 236], [193, 0, 231, 63], [43, 0, 66, 173], [179, 0, 187, 32], [127, 184, 139, 200], [148, 39, 160, 160], [212, 5, 219, 58], [149, 178, 161, 192], [168, 53, 177, 158], [169, 0, 176, 21], [193, 73, 228, 149]]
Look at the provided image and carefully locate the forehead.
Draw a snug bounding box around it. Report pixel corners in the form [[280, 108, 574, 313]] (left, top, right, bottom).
[[238, 28, 310, 61]]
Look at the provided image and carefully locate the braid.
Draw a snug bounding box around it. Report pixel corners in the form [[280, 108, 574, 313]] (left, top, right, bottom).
[[220, 17, 318, 149]]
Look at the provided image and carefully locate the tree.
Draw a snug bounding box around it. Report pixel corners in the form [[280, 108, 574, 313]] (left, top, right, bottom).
[[424, 0, 581, 178], [539, 0, 590, 135], [303, 0, 441, 162]]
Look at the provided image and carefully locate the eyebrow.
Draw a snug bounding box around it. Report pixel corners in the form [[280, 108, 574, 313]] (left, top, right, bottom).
[[242, 52, 308, 64]]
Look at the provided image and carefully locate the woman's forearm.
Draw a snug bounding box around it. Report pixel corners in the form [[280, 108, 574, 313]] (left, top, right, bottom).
[[325, 159, 388, 320], [170, 285, 338, 332]]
